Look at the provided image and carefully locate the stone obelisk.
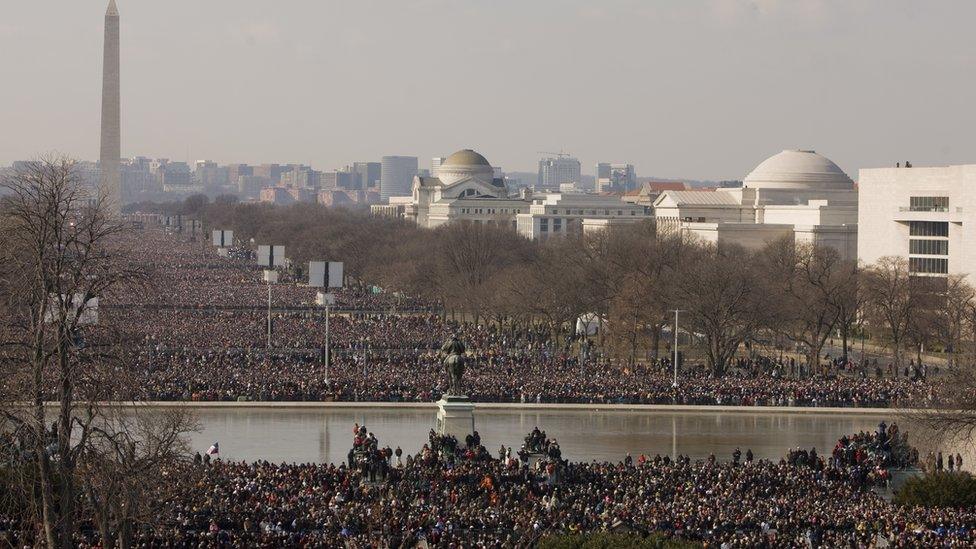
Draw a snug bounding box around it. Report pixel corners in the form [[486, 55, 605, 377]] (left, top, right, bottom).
[[99, 0, 121, 213]]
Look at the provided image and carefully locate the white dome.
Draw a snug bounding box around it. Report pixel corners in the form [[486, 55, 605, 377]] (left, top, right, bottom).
[[743, 150, 853, 190], [437, 149, 494, 186]]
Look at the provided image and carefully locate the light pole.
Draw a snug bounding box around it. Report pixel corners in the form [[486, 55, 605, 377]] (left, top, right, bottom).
[[672, 309, 683, 388], [324, 299, 330, 384], [318, 291, 335, 384], [266, 283, 272, 349], [579, 337, 584, 375], [860, 330, 865, 365]]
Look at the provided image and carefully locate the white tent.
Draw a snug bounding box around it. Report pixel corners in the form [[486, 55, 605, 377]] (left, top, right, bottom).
[[575, 313, 604, 336]]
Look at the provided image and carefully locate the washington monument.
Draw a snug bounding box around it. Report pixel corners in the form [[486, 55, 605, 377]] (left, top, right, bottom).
[[99, 0, 121, 212]]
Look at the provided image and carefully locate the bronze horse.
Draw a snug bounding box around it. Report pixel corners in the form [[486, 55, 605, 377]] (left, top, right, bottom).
[[440, 336, 466, 396]]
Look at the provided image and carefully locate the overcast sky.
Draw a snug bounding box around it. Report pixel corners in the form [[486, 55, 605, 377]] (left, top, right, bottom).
[[1, 0, 974, 180]]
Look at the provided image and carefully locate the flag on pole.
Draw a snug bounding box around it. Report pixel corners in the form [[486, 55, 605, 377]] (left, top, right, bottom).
[[207, 442, 219, 456]]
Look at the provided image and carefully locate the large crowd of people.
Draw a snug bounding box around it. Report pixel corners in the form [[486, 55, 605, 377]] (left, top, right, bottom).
[[106, 228, 434, 311], [128, 347, 936, 406], [78, 227, 944, 407], [3, 422, 972, 547], [4, 226, 975, 548]]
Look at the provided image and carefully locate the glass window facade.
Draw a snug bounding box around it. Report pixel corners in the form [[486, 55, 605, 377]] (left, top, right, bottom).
[[909, 196, 949, 212], [909, 257, 948, 274], [909, 239, 949, 255], [909, 221, 949, 237]]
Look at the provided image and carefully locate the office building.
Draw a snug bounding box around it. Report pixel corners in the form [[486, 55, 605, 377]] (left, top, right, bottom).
[[238, 175, 270, 198], [260, 186, 316, 205], [595, 163, 637, 193], [253, 164, 287, 185], [431, 157, 446, 177], [537, 155, 581, 191], [380, 156, 418, 200], [858, 164, 976, 277], [353, 162, 381, 190], [121, 158, 155, 195], [226, 164, 253, 184], [194, 160, 229, 189], [516, 193, 652, 240], [318, 189, 381, 208], [149, 160, 192, 189]]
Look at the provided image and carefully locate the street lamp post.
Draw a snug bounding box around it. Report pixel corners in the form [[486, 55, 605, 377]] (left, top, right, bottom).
[[266, 283, 272, 349], [318, 291, 335, 384], [324, 300, 330, 384], [579, 337, 585, 375], [672, 309, 683, 388]]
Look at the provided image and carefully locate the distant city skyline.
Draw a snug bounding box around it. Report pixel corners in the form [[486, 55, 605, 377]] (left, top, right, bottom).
[[2, 1, 975, 180]]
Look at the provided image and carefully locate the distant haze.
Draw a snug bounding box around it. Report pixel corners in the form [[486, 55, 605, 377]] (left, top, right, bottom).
[[1, 0, 974, 180]]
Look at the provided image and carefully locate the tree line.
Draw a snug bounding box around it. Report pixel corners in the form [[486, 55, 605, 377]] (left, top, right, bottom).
[[185, 197, 976, 377]]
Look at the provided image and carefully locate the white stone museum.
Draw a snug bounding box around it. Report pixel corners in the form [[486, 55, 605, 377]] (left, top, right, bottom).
[[373, 149, 652, 239], [858, 164, 976, 277], [653, 149, 858, 259]]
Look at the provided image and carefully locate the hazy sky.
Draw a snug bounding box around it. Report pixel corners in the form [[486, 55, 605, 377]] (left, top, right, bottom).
[[2, 0, 974, 180]]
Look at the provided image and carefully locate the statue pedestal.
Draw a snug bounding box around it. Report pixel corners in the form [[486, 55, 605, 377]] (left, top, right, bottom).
[[436, 395, 474, 439]]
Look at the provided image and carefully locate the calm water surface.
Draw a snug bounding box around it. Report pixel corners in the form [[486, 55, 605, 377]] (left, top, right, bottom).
[[184, 407, 911, 464]]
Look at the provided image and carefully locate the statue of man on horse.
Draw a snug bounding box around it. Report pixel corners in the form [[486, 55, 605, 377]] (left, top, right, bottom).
[[440, 334, 467, 396]]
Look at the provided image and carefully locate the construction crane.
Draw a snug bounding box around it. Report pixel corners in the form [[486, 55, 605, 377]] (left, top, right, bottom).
[[537, 150, 573, 158]]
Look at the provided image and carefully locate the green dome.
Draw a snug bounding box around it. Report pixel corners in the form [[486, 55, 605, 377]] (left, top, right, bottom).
[[442, 149, 491, 167]]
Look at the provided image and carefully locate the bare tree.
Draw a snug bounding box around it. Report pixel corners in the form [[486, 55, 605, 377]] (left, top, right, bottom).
[[861, 257, 916, 370], [0, 157, 194, 548], [939, 275, 974, 369], [483, 265, 533, 336], [81, 407, 197, 549], [918, 278, 976, 446], [762, 239, 854, 375], [433, 222, 533, 323], [513, 238, 589, 345], [833, 261, 863, 364], [675, 243, 766, 376], [604, 226, 680, 364]]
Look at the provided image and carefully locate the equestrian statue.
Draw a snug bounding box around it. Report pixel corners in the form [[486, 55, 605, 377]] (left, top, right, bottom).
[[440, 334, 467, 396]]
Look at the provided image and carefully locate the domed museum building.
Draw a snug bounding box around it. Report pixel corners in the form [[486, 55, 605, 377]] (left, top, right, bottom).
[[653, 149, 857, 259], [378, 148, 651, 237], [402, 149, 526, 229]]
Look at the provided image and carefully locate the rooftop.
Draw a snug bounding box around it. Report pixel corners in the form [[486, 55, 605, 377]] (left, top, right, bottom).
[[658, 190, 740, 206]]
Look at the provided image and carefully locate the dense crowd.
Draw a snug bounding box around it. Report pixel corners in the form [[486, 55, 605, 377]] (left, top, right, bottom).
[[109, 309, 449, 352], [128, 346, 934, 406], [82, 227, 944, 407], [4, 423, 971, 548], [105, 228, 434, 311]]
